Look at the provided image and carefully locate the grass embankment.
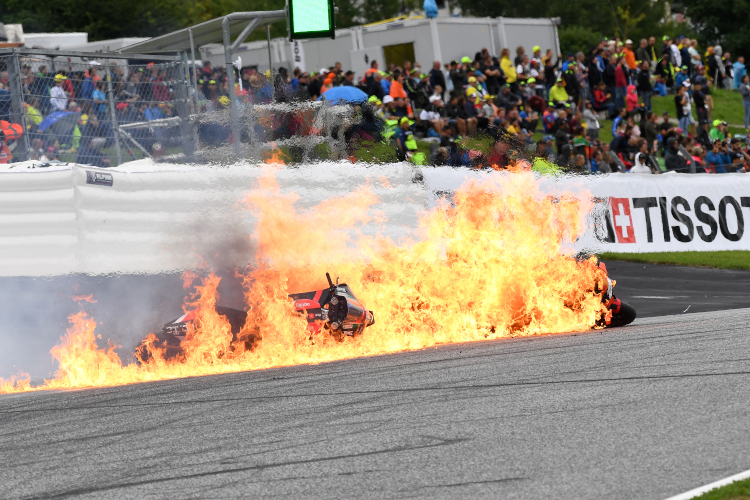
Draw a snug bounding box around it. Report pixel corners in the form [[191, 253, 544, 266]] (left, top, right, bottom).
[[690, 476, 750, 499], [599, 251, 750, 270]]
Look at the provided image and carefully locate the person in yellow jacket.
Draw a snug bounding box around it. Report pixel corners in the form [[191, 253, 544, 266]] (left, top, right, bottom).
[[548, 77, 569, 104], [500, 48, 517, 84], [23, 99, 44, 129]]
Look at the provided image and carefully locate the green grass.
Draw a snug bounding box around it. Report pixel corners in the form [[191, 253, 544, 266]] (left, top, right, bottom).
[[690, 476, 750, 499], [599, 251, 750, 270], [652, 87, 747, 129]]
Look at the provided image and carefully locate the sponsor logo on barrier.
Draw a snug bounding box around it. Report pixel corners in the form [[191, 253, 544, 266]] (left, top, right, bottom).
[[86, 171, 113, 187], [595, 195, 750, 244]]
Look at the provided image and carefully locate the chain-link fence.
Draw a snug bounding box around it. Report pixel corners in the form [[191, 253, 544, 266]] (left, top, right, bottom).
[[0, 48, 194, 166], [0, 48, 361, 167]]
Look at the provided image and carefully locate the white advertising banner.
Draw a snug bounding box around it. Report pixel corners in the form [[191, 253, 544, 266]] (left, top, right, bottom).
[[419, 170, 750, 253]]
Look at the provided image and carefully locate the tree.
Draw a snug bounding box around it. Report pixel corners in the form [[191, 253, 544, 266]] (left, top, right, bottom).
[[681, 0, 750, 58], [455, 0, 668, 48], [0, 0, 188, 41]]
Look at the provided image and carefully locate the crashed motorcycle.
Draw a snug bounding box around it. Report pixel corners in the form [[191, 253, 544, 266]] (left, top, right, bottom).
[[289, 272, 375, 341], [595, 259, 637, 328], [149, 273, 374, 358]]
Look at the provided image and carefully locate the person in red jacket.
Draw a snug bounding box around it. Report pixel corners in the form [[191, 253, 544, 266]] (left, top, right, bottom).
[[614, 57, 629, 110]]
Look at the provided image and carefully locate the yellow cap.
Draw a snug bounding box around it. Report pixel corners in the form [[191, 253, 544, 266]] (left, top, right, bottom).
[[468, 76, 477, 83], [54, 74, 67, 82]]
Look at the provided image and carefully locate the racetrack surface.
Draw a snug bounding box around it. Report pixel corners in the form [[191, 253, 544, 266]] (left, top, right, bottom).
[[2, 307, 749, 499], [606, 261, 750, 318]]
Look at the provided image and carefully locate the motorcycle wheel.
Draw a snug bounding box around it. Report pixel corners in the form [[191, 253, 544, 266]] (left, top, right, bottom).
[[608, 300, 637, 327]]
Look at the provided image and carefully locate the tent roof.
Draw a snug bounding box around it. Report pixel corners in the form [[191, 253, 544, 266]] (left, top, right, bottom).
[[118, 11, 286, 54]]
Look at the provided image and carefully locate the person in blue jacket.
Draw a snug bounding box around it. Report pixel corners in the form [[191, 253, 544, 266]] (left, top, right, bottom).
[[705, 140, 729, 173]]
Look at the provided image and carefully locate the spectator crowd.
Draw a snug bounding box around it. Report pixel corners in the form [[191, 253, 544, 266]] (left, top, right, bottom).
[[4, 32, 750, 173], [7, 61, 180, 166]]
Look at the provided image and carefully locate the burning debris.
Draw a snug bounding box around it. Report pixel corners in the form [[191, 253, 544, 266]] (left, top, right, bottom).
[[1, 170, 631, 394]]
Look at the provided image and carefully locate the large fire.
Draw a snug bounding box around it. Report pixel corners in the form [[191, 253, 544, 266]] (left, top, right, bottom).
[[0, 169, 610, 394]]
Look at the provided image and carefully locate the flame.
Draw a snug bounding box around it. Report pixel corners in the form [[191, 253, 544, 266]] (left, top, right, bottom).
[[1, 170, 610, 394], [262, 144, 287, 166], [70, 294, 97, 303]]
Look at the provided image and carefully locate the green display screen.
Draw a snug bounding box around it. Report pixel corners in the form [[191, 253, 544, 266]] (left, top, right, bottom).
[[289, 0, 335, 40]]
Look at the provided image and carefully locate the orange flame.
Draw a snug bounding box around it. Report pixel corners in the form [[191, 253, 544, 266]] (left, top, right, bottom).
[[70, 294, 97, 303], [1, 171, 610, 394]]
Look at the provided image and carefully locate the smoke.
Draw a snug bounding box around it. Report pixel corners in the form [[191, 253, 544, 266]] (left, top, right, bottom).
[[0, 274, 185, 382]]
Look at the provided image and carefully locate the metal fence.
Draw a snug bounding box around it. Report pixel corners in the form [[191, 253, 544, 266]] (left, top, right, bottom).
[[0, 48, 194, 166], [0, 47, 356, 167]]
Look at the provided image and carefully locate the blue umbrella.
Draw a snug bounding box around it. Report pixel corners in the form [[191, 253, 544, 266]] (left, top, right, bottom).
[[38, 111, 75, 132], [318, 86, 368, 105]]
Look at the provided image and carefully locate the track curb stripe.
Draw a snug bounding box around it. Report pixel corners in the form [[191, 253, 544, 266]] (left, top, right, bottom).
[[663, 468, 750, 500]]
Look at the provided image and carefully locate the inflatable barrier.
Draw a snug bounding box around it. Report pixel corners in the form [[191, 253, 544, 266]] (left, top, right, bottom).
[[0, 160, 427, 277], [3, 161, 750, 277]]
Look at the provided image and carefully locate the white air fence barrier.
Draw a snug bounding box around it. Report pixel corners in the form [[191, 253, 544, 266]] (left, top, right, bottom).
[[3, 163, 750, 278]]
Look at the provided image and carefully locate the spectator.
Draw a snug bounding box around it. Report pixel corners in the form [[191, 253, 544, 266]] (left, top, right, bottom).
[[626, 84, 638, 112], [655, 57, 674, 90], [688, 40, 702, 72], [449, 60, 466, 98], [636, 39, 651, 66], [679, 38, 692, 74], [549, 78, 569, 105], [664, 137, 688, 171], [342, 70, 355, 86], [544, 53, 561, 97], [50, 74, 69, 112], [642, 111, 659, 149], [614, 57, 629, 109], [712, 45, 726, 88], [593, 81, 616, 118], [739, 74, 750, 130], [637, 61, 653, 110], [624, 40, 637, 73], [612, 107, 628, 136], [733, 56, 746, 90], [500, 48, 517, 91], [675, 82, 693, 135], [693, 80, 708, 125], [670, 38, 682, 67], [389, 71, 407, 99], [696, 121, 711, 149], [583, 100, 600, 141], [709, 119, 727, 142], [675, 66, 689, 88], [367, 72, 385, 101], [705, 140, 729, 173], [429, 61, 447, 99]]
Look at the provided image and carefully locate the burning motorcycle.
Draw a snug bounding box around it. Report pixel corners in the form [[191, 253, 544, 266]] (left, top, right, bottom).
[[149, 272, 374, 358], [595, 259, 636, 328], [289, 272, 375, 341]]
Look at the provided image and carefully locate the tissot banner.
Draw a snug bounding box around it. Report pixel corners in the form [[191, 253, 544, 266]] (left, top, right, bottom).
[[419, 170, 750, 253]]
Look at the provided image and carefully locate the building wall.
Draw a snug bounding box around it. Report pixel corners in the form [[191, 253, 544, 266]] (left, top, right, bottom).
[[201, 17, 559, 77]]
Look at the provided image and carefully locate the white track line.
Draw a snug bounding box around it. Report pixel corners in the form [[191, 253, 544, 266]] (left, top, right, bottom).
[[663, 468, 750, 500]]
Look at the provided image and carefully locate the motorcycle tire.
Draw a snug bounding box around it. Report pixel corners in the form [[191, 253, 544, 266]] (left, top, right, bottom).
[[607, 300, 636, 328]]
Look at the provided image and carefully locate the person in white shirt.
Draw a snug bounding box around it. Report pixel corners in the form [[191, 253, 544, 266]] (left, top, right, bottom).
[[419, 95, 446, 135], [50, 74, 69, 112], [670, 41, 682, 67], [630, 152, 652, 174]]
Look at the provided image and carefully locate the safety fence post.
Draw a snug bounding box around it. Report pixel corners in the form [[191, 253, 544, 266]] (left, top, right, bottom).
[[104, 60, 123, 166], [8, 49, 31, 161], [174, 59, 196, 161]]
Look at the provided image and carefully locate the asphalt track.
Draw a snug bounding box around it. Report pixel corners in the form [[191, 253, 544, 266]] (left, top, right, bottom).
[[1, 262, 749, 499], [1, 307, 750, 499]]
